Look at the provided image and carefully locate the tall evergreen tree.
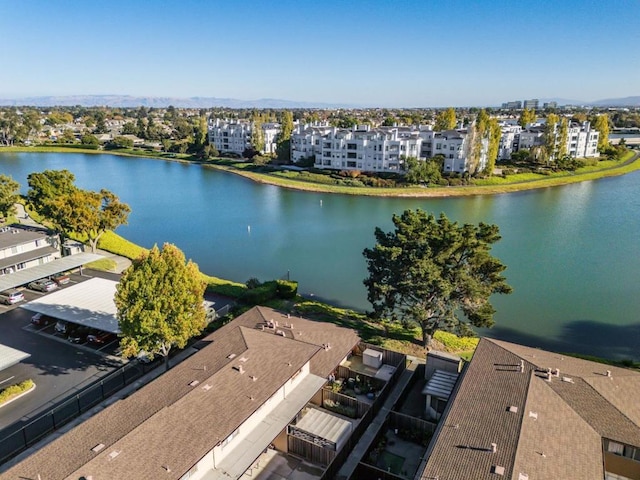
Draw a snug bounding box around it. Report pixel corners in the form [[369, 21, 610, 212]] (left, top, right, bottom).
[[276, 111, 294, 162], [592, 114, 610, 151]]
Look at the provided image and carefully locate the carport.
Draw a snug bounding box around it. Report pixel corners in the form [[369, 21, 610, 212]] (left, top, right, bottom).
[[0, 344, 30, 372], [0, 252, 103, 292], [20, 277, 120, 334]]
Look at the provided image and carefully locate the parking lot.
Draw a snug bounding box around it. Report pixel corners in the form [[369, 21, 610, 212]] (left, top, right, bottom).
[[0, 271, 125, 438]]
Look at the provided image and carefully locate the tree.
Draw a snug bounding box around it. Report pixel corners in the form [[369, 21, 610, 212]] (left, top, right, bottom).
[[81, 134, 100, 146], [276, 111, 294, 162], [434, 108, 456, 131], [115, 243, 207, 370], [363, 210, 512, 346], [27, 169, 77, 221], [0, 175, 20, 220], [543, 113, 560, 162], [250, 113, 265, 153], [484, 118, 501, 175], [558, 117, 569, 158], [404, 157, 442, 185], [53, 189, 130, 253], [592, 114, 610, 151], [518, 108, 536, 127], [107, 136, 134, 149]]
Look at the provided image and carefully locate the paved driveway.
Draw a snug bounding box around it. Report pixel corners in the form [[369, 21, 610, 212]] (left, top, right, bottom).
[[0, 295, 121, 438]]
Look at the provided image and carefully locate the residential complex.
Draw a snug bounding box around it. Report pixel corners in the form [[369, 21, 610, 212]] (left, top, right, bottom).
[[208, 119, 280, 156], [291, 124, 489, 174], [416, 338, 640, 480], [0, 225, 60, 276], [515, 120, 600, 159]]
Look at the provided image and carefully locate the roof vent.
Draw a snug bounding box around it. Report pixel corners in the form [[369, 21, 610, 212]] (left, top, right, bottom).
[[324, 343, 331, 351], [561, 376, 574, 383], [227, 353, 236, 360], [606, 370, 612, 378], [249, 375, 258, 382], [490, 443, 497, 453], [491, 465, 505, 475], [202, 384, 212, 391], [91, 443, 105, 453], [239, 356, 248, 363], [234, 365, 245, 374], [189, 380, 200, 387], [529, 411, 538, 420], [162, 465, 171, 473], [507, 406, 518, 413], [108, 450, 121, 460], [519, 474, 529, 480]]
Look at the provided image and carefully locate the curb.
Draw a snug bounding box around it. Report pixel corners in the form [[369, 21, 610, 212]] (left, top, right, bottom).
[[0, 384, 36, 410]]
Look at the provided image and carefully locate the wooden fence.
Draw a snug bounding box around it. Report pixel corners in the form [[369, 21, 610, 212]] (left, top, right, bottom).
[[387, 411, 437, 446], [322, 389, 369, 419], [288, 435, 336, 467]]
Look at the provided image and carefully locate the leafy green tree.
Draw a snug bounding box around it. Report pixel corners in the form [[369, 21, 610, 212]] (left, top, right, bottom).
[[59, 129, 77, 144], [27, 169, 77, 221], [107, 136, 134, 149], [363, 210, 512, 346], [0, 175, 20, 220], [404, 157, 442, 185], [276, 111, 294, 162], [592, 114, 610, 151], [434, 108, 456, 131], [53, 189, 130, 252], [543, 113, 560, 162], [115, 243, 207, 370], [122, 122, 138, 135], [81, 134, 100, 146], [558, 117, 569, 158], [519, 108, 536, 127], [484, 118, 501, 175], [250, 113, 265, 153]]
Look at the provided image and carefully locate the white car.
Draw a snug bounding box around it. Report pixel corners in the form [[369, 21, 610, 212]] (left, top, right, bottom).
[[28, 279, 58, 292]]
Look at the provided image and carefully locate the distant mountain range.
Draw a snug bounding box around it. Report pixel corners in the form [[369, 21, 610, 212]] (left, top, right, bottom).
[[0, 95, 354, 109], [0, 94, 638, 108]]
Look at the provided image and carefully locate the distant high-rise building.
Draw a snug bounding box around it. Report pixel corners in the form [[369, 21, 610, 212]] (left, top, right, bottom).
[[501, 101, 522, 109], [523, 98, 539, 110], [543, 101, 558, 109]]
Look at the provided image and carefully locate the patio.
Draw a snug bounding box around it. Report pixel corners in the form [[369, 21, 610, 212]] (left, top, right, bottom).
[[240, 449, 324, 480]]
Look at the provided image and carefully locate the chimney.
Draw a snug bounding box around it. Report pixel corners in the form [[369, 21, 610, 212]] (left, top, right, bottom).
[[490, 443, 497, 453]]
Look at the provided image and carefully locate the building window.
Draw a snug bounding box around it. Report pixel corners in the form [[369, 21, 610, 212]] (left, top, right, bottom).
[[221, 428, 239, 449]]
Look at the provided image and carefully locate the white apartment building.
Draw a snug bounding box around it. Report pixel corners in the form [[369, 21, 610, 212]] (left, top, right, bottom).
[[498, 123, 522, 160], [291, 124, 334, 163], [505, 121, 599, 160], [208, 119, 280, 156], [312, 125, 422, 173], [0, 225, 61, 276], [425, 129, 488, 174]]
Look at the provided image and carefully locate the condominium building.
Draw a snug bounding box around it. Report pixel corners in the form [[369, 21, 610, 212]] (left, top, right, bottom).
[[523, 98, 539, 110], [503, 121, 599, 159], [208, 119, 280, 156], [0, 225, 60, 276], [291, 124, 488, 174]]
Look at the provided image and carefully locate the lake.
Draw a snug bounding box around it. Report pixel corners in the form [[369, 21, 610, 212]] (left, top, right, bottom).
[[1, 152, 638, 360]]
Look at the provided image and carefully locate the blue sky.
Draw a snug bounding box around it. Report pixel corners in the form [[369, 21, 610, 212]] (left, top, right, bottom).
[[1, 0, 638, 107]]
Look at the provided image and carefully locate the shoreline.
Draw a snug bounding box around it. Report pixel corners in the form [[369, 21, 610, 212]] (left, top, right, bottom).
[[2, 145, 639, 198]]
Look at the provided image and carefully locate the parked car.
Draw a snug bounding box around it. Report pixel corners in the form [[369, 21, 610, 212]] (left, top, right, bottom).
[[31, 312, 53, 326], [87, 331, 116, 345], [53, 274, 71, 286], [28, 279, 58, 292], [0, 289, 25, 305], [55, 320, 68, 334], [67, 325, 93, 343]]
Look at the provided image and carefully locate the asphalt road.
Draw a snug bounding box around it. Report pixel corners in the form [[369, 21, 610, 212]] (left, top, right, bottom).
[[0, 275, 122, 438]]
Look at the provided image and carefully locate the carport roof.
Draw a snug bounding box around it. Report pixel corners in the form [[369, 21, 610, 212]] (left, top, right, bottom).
[[0, 252, 102, 292], [20, 277, 120, 334], [0, 344, 30, 372]]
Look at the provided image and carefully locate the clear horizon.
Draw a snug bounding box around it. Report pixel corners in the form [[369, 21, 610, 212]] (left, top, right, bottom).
[[1, 0, 638, 107]]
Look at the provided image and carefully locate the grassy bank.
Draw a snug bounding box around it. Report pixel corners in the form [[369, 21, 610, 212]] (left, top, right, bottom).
[[210, 151, 640, 197], [4, 145, 639, 198]]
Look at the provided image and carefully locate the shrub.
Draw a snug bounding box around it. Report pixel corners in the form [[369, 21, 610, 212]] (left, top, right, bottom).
[[239, 282, 278, 305], [0, 379, 35, 405], [276, 280, 298, 299]]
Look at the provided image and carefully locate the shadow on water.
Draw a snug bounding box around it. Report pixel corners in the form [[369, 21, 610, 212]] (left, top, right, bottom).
[[485, 320, 640, 361]]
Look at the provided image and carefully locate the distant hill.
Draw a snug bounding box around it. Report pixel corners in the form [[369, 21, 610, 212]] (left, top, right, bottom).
[[0, 94, 637, 109], [0, 95, 355, 109], [590, 96, 640, 107]]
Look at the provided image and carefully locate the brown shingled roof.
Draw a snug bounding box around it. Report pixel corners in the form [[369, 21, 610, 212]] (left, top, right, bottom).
[[418, 338, 640, 480], [1, 306, 360, 480]]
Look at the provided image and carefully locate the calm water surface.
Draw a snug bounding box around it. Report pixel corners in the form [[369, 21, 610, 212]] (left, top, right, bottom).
[[1, 152, 638, 360]]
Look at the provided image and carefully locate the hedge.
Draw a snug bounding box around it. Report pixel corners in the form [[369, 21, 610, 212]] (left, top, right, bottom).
[[0, 379, 35, 406]]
